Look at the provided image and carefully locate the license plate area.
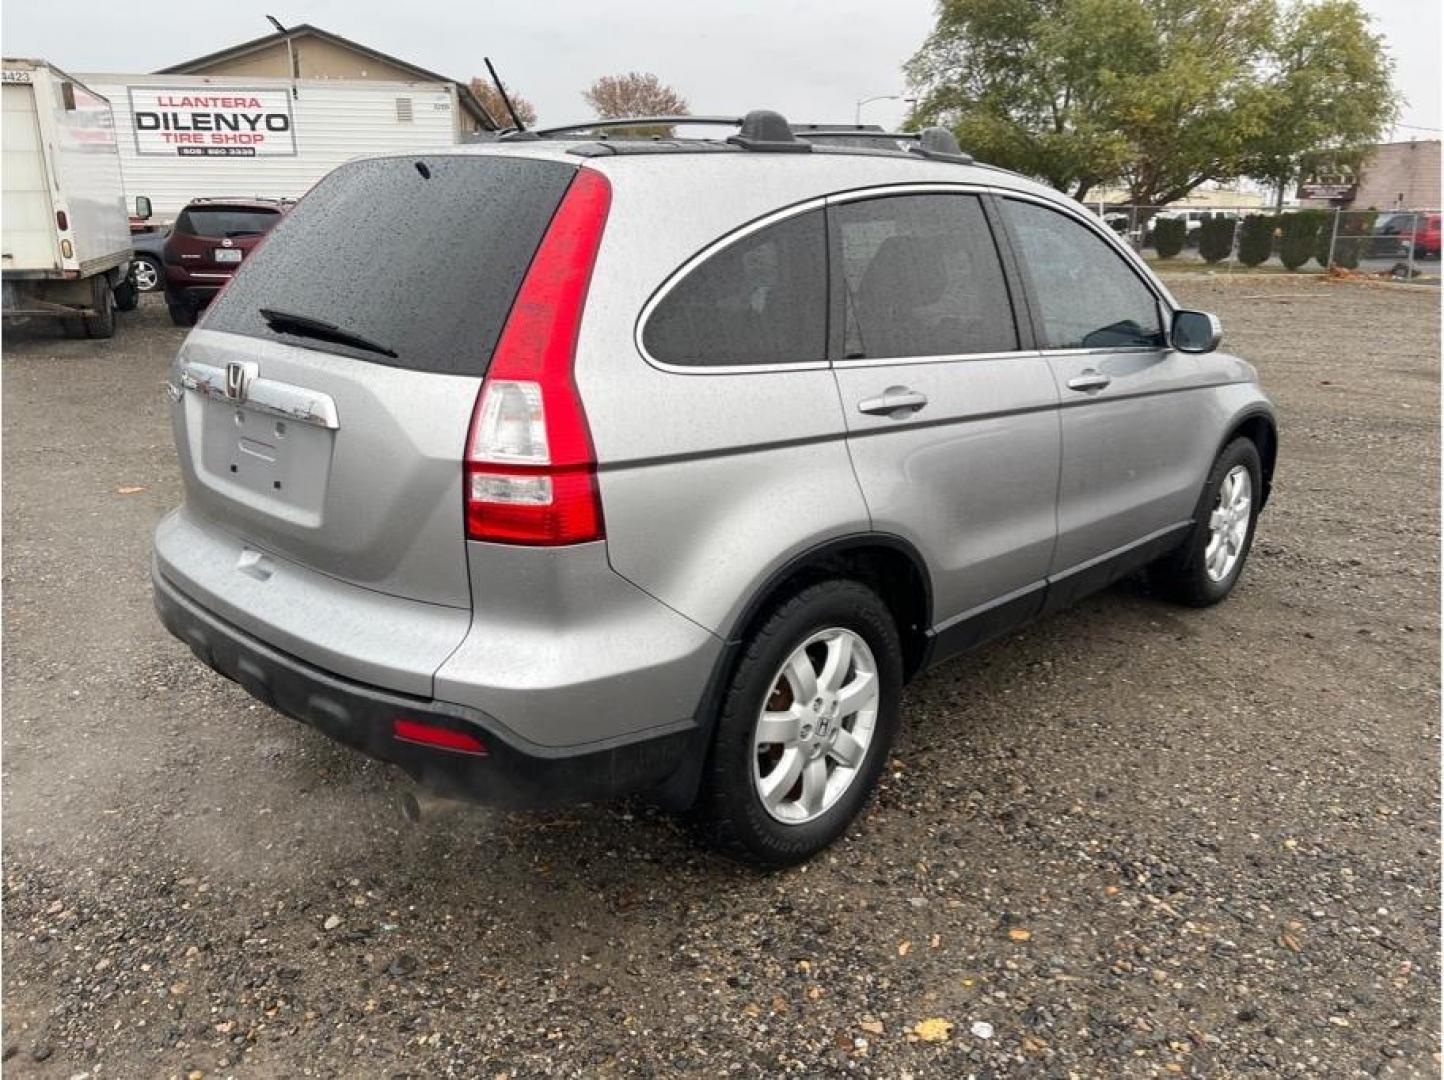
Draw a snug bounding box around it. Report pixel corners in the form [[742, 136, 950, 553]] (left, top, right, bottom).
[[214, 249, 242, 263], [193, 395, 334, 527]]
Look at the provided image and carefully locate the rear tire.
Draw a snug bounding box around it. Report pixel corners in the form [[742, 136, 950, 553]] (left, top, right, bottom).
[[82, 279, 115, 338], [699, 579, 902, 867], [1151, 437, 1262, 607], [167, 301, 197, 327]]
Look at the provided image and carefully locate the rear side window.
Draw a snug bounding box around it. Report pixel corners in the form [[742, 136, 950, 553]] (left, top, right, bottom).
[[175, 207, 281, 238], [832, 194, 1018, 359], [205, 155, 576, 376], [1001, 199, 1165, 350], [642, 210, 827, 367]]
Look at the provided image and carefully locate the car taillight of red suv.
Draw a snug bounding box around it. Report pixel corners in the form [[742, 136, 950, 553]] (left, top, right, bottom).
[[162, 199, 288, 327]]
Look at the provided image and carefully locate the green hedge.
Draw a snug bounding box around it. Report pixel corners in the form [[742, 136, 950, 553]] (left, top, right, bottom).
[[1198, 218, 1236, 263], [1277, 212, 1323, 270], [1238, 214, 1277, 267], [1316, 209, 1375, 269], [1152, 217, 1188, 258]]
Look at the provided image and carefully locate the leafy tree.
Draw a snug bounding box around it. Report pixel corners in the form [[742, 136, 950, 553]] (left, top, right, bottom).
[[469, 78, 537, 130], [1152, 217, 1188, 258], [1198, 217, 1236, 263], [1237, 214, 1277, 266], [906, 0, 1396, 206], [468, 77, 538, 129], [1245, 0, 1397, 207], [582, 72, 688, 137]]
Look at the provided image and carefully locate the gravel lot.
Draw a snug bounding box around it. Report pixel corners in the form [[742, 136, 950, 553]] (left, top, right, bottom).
[[3, 278, 1439, 1078]]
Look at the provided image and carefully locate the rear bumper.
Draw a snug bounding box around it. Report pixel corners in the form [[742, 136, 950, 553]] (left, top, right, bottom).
[[153, 566, 695, 808], [165, 266, 232, 307]]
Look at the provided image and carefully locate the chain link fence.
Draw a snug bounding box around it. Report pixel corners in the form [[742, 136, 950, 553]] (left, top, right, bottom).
[[1086, 205, 1441, 279]]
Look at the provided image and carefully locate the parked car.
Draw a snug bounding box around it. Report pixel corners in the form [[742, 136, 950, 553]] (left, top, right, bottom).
[[153, 112, 1277, 866], [162, 197, 290, 326], [1402, 212, 1441, 259], [1367, 212, 1440, 260], [130, 227, 168, 293]]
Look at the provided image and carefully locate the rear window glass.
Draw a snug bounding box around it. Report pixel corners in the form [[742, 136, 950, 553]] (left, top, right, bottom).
[[642, 210, 827, 367], [833, 194, 1018, 359], [176, 207, 281, 238], [205, 155, 576, 376]]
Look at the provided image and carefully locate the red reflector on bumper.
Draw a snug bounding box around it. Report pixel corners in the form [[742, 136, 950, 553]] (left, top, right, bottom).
[[393, 718, 487, 756]]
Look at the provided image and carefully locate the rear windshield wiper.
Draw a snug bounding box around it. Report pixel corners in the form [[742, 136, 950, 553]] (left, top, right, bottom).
[[259, 308, 398, 359]]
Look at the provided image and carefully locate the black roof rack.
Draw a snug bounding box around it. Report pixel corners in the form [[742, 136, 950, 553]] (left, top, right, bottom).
[[502, 110, 975, 165], [790, 126, 973, 164]]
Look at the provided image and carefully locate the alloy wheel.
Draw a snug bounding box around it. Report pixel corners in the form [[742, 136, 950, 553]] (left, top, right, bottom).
[[752, 628, 879, 824]]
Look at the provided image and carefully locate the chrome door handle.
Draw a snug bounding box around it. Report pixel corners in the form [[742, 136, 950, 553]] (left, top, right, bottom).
[[1067, 369, 1112, 392], [858, 386, 929, 417]]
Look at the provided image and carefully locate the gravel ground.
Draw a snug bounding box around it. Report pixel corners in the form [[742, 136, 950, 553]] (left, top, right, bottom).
[[3, 279, 1439, 1078]]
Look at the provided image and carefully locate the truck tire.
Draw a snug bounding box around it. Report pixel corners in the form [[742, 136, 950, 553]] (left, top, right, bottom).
[[83, 279, 116, 339]]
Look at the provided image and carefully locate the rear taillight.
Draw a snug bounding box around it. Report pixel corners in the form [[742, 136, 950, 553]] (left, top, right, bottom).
[[465, 169, 611, 545]]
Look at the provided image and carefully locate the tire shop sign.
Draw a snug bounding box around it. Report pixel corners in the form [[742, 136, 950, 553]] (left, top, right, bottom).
[[128, 87, 296, 157]]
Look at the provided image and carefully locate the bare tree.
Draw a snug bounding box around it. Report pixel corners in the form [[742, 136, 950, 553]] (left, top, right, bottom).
[[582, 72, 688, 137], [468, 77, 537, 129]]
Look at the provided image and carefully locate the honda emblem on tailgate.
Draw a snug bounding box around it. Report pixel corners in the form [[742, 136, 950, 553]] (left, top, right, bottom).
[[225, 361, 254, 403]]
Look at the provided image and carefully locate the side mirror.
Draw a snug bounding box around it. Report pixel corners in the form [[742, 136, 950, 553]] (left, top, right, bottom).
[[1171, 309, 1221, 353], [135, 196, 152, 221]]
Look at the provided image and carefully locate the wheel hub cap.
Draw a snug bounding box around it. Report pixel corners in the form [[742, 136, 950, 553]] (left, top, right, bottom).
[[1204, 465, 1252, 582], [751, 628, 880, 824]]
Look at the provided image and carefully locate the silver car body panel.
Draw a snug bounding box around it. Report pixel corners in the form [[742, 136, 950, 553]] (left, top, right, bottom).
[[435, 542, 722, 749], [154, 506, 469, 697], [171, 328, 479, 609]]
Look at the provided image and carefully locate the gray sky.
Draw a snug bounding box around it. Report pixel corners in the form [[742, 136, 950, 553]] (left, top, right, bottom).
[[4, 0, 1438, 138]]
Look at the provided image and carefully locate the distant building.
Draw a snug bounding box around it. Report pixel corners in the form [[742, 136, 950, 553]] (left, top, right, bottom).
[[1087, 185, 1268, 211], [155, 22, 495, 138], [1350, 140, 1440, 210], [1299, 140, 1441, 210], [80, 23, 500, 217]]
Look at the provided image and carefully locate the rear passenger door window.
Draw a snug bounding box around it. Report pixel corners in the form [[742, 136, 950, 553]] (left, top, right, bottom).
[[832, 193, 1018, 359], [642, 209, 827, 367], [1000, 199, 1164, 350]]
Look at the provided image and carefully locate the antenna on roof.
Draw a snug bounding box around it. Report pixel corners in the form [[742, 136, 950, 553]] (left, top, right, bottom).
[[265, 14, 288, 33], [483, 57, 526, 133]]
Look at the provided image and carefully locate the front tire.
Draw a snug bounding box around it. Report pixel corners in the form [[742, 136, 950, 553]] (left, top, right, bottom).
[[167, 301, 197, 327], [131, 255, 162, 293], [699, 579, 902, 867], [1151, 437, 1262, 607]]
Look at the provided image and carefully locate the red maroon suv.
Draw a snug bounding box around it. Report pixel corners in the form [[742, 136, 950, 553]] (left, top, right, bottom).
[[163, 198, 290, 326]]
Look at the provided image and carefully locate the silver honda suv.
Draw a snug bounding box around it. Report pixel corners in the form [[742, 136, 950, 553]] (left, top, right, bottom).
[[153, 112, 1276, 866]]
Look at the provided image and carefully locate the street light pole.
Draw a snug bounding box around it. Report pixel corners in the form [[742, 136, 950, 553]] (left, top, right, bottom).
[[855, 94, 916, 126]]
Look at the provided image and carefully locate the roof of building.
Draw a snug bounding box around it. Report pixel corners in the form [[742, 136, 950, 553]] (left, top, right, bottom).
[[154, 23, 496, 130]]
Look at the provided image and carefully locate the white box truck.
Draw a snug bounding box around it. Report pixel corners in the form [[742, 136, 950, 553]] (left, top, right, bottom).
[[2, 59, 149, 337]]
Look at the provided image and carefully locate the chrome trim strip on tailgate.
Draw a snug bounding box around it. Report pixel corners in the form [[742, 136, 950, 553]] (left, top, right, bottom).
[[179, 360, 340, 430]]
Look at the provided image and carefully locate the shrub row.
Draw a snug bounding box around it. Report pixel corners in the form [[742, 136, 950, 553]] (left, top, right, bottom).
[[1158, 210, 1377, 269]]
